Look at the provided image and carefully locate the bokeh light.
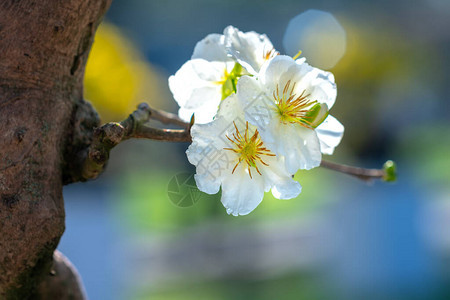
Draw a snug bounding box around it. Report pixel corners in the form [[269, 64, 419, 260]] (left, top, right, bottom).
[[283, 9, 346, 70], [84, 22, 173, 122]]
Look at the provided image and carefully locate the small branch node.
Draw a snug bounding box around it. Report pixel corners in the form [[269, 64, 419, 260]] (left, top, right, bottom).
[[80, 102, 192, 181]]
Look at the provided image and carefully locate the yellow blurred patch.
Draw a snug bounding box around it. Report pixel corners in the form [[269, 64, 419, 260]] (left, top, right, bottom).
[[84, 22, 170, 122]]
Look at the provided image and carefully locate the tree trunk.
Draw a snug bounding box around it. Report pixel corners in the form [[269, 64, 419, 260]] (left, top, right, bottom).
[[0, 0, 111, 298]]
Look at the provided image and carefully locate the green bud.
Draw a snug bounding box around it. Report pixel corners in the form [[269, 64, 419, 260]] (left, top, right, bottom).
[[382, 160, 397, 182]]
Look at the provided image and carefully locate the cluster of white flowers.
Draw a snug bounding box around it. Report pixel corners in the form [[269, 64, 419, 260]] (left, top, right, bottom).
[[169, 26, 344, 216]]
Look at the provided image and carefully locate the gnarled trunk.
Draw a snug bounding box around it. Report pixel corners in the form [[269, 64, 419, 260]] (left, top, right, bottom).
[[0, 0, 111, 298]]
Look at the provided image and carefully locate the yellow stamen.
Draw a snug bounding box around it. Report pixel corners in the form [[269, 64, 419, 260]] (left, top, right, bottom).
[[263, 47, 279, 61], [224, 122, 275, 178], [273, 80, 317, 128], [292, 50, 302, 60], [213, 68, 229, 85]]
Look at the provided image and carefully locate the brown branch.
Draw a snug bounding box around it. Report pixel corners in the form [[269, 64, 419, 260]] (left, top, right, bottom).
[[80, 102, 397, 184], [145, 104, 189, 127], [80, 103, 192, 180], [320, 159, 396, 182], [131, 127, 191, 142]]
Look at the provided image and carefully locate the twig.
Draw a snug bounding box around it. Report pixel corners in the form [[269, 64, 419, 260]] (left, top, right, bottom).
[[131, 127, 191, 142], [80, 103, 192, 180], [143, 104, 188, 127], [320, 159, 396, 182]]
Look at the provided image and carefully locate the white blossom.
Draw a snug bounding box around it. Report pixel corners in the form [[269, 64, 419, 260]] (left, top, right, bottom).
[[186, 94, 301, 216], [169, 26, 277, 124], [237, 55, 344, 174], [224, 25, 277, 75]]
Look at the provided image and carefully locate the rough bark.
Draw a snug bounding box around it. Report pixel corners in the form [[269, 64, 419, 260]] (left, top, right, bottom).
[[0, 0, 111, 298]]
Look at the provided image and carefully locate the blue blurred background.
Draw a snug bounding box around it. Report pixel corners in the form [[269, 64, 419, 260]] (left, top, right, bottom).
[[59, 0, 450, 299]]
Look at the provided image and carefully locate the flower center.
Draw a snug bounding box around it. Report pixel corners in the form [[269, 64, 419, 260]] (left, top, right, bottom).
[[273, 80, 328, 129], [224, 121, 275, 178], [214, 63, 243, 100]]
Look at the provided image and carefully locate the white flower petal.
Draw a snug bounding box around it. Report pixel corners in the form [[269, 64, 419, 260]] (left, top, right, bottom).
[[290, 58, 336, 109], [237, 76, 275, 129], [263, 156, 302, 199], [192, 33, 230, 62], [271, 181, 302, 200], [216, 93, 244, 120], [194, 173, 221, 195], [316, 115, 344, 155], [224, 25, 274, 75], [178, 99, 218, 124], [236, 75, 262, 101], [187, 120, 229, 165], [270, 124, 322, 173], [221, 168, 265, 216], [178, 107, 195, 123], [295, 57, 307, 64], [187, 120, 233, 193], [169, 59, 224, 109], [308, 68, 337, 109], [261, 56, 336, 109], [260, 55, 297, 87], [180, 84, 241, 124]]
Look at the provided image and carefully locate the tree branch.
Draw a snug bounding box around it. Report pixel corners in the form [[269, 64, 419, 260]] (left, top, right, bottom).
[[80, 102, 397, 184], [320, 159, 396, 182], [81, 103, 192, 180], [144, 105, 188, 128]]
